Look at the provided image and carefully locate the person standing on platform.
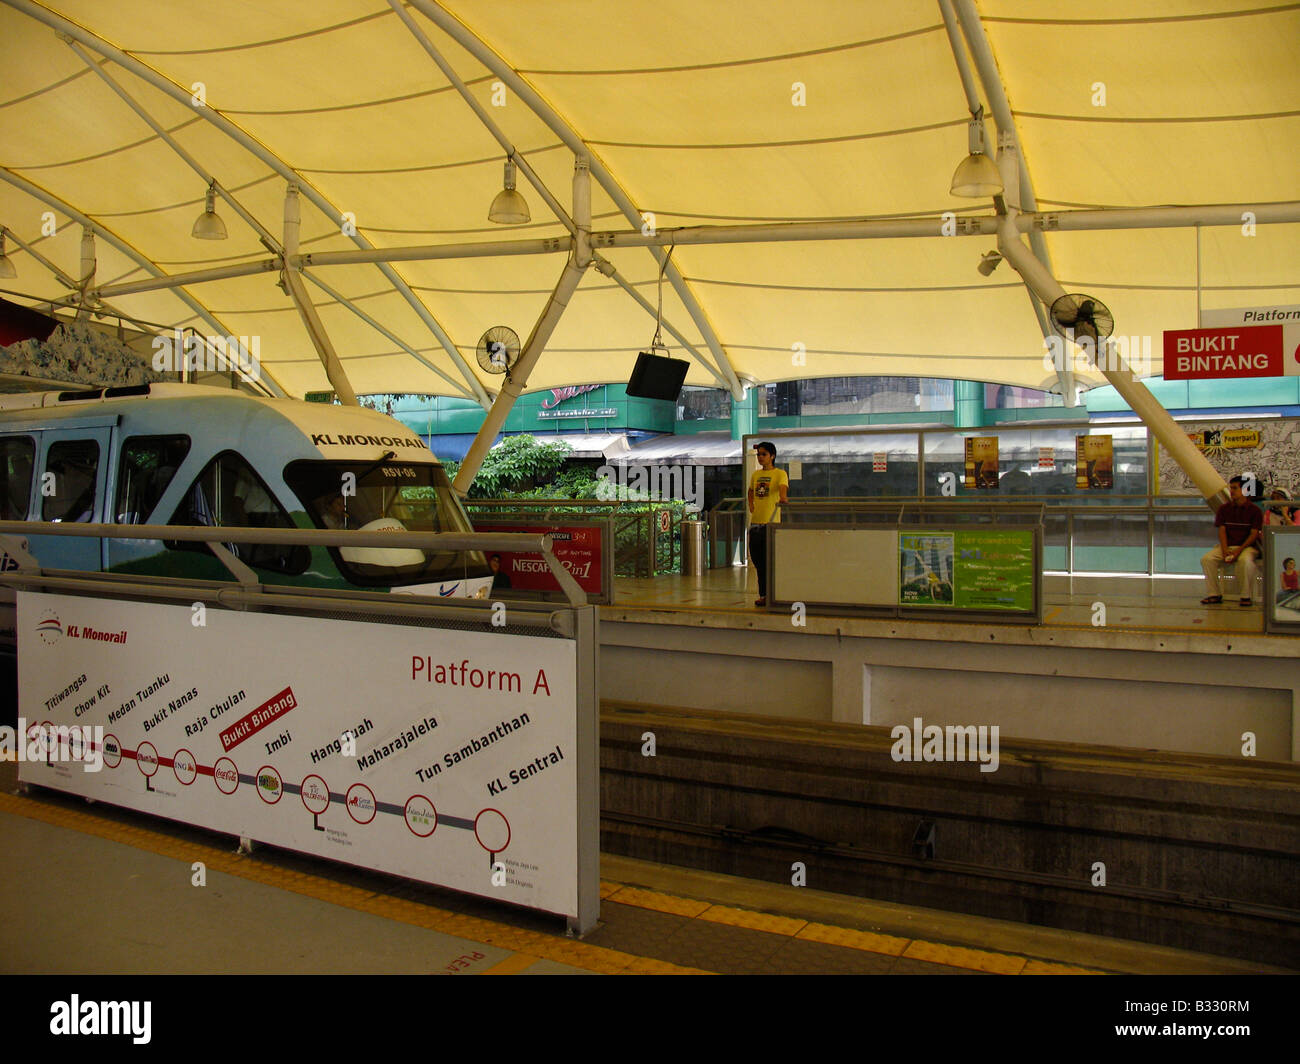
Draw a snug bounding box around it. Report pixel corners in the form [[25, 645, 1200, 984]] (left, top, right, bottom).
[[1200, 475, 1263, 607], [747, 441, 788, 608]]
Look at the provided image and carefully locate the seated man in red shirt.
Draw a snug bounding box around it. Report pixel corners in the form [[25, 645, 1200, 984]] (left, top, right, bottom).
[[1200, 475, 1264, 607]]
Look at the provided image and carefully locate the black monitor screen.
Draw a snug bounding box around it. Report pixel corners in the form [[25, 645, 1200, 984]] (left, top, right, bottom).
[[626, 351, 689, 401]]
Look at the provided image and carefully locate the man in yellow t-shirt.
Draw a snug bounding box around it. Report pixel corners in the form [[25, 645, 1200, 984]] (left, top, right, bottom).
[[747, 440, 789, 607]]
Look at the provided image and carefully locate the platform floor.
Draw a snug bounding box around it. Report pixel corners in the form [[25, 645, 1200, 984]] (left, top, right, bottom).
[[613, 564, 1270, 636], [1, 759, 1284, 976]]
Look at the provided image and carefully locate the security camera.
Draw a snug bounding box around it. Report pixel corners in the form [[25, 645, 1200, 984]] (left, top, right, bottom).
[[977, 250, 1002, 276]]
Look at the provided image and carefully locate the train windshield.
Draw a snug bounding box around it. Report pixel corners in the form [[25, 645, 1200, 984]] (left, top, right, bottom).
[[284, 459, 489, 586]]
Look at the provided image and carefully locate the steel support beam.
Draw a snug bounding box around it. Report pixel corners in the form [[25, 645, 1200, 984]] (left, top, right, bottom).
[[4, 0, 488, 406], [386, 0, 722, 391], [0, 166, 286, 396], [453, 161, 592, 493], [298, 269, 475, 399], [940, 0, 1066, 398], [283, 185, 357, 406], [993, 146, 1229, 511], [404, 0, 744, 399]]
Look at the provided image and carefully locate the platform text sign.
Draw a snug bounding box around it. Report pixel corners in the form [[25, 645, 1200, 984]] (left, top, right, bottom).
[[17, 592, 582, 919]]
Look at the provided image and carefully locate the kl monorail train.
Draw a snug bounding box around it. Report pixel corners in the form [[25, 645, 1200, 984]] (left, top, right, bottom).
[[0, 383, 492, 653]]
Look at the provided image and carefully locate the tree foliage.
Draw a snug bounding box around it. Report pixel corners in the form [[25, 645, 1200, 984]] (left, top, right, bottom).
[[444, 434, 576, 498]]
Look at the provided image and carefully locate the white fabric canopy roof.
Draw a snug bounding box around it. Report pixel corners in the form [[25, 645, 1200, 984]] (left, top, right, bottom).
[[1, 0, 1296, 405]]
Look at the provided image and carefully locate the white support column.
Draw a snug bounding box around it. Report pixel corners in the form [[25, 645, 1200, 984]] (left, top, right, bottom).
[[282, 185, 358, 407], [75, 226, 95, 321], [947, 0, 1074, 403], [453, 162, 592, 494], [993, 145, 1229, 510]]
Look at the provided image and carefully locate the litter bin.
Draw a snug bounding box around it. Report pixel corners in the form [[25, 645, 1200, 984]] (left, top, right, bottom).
[[681, 519, 707, 576]]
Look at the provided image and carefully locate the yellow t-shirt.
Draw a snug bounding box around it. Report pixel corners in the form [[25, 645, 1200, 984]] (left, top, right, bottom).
[[749, 468, 789, 524]]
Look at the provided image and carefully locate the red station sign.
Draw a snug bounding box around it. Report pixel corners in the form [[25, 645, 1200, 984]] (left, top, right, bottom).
[[1162, 324, 1285, 380]]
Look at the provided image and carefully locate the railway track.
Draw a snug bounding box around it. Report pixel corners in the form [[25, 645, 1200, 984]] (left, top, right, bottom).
[[599, 702, 1300, 967]]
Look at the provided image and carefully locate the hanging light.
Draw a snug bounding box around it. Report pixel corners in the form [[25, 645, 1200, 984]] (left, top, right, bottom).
[[0, 227, 16, 279], [950, 108, 1004, 199], [191, 179, 228, 240], [488, 157, 530, 225]]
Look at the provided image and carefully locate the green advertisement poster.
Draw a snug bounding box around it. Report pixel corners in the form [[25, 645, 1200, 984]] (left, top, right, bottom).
[[899, 529, 1035, 611]]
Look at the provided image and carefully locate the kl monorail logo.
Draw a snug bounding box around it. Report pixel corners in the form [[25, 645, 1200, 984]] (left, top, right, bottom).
[[36, 612, 62, 644], [35, 612, 127, 646], [151, 328, 261, 379]]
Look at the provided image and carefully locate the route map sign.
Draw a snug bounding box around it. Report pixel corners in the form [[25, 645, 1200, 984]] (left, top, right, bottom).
[[18, 592, 593, 923]]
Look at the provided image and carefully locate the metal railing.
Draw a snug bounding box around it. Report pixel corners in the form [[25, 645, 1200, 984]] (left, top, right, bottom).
[[0, 520, 587, 615], [710, 496, 1230, 578], [467, 498, 687, 578]]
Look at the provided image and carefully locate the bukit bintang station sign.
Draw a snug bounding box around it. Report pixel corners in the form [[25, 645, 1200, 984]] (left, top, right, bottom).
[[1163, 306, 1300, 380]]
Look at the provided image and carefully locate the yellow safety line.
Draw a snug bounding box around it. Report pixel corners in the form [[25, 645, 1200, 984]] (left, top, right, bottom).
[[482, 952, 542, 975], [1, 790, 1103, 976], [603, 884, 1104, 975], [0, 792, 707, 976]]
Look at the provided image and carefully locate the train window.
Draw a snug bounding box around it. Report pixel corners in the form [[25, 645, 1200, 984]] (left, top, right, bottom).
[[115, 435, 191, 524], [284, 459, 489, 587], [42, 439, 100, 523], [168, 451, 308, 575], [0, 436, 35, 520]]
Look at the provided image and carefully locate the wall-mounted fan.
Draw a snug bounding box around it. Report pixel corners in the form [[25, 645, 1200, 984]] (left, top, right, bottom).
[[1050, 294, 1114, 345], [476, 325, 520, 374]]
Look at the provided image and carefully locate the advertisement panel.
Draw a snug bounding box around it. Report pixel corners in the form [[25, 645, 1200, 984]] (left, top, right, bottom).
[[1075, 435, 1113, 490], [17, 593, 583, 919], [899, 529, 1035, 612], [1265, 527, 1300, 633], [964, 436, 999, 489], [473, 521, 605, 598]]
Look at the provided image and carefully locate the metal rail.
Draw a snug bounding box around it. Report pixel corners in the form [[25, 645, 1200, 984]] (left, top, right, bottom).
[[0, 519, 586, 607]]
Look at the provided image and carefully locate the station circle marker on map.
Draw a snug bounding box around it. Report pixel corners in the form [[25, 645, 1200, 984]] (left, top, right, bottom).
[[212, 757, 239, 795], [255, 764, 283, 804], [300, 774, 331, 816], [102, 733, 122, 769], [172, 748, 198, 786], [135, 741, 159, 778], [403, 795, 438, 838], [345, 782, 377, 825], [474, 808, 511, 854]]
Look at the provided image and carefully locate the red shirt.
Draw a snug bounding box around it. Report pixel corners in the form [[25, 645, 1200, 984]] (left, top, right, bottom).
[[1214, 500, 1263, 547]]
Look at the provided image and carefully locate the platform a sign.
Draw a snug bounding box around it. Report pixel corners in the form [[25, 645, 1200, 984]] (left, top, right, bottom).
[[17, 592, 587, 921]]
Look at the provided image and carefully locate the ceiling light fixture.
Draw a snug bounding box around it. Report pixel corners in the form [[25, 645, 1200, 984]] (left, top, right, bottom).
[[0, 227, 16, 279], [950, 107, 1004, 199], [191, 179, 228, 240], [488, 157, 530, 225]]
